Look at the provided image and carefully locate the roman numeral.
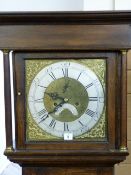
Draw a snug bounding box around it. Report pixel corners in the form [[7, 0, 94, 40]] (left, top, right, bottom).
[[37, 109, 49, 123], [38, 109, 47, 116], [85, 82, 93, 89], [85, 109, 95, 117], [78, 120, 84, 126], [77, 72, 82, 80], [62, 68, 68, 77], [64, 123, 69, 131], [85, 80, 99, 89], [89, 97, 98, 101], [39, 114, 49, 123], [49, 119, 56, 128], [48, 72, 56, 80]]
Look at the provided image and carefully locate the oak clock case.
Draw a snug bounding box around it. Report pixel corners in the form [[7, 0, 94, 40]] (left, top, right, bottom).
[[1, 12, 130, 175], [14, 52, 116, 151]]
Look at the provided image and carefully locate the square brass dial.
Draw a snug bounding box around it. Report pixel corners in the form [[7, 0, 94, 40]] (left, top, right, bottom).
[[25, 58, 106, 141]]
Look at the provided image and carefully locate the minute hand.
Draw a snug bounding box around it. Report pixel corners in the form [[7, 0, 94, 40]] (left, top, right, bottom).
[[48, 100, 65, 115]]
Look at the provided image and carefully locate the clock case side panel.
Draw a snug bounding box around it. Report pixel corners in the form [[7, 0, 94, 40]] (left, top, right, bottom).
[[113, 51, 128, 151], [12, 51, 118, 152], [13, 52, 26, 149]]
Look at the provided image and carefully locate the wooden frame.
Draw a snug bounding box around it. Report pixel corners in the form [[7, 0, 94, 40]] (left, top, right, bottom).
[[13, 51, 115, 151]]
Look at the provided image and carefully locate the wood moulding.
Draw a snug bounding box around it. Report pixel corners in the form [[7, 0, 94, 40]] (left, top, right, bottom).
[[0, 12, 131, 50], [5, 149, 128, 166], [0, 11, 131, 25]]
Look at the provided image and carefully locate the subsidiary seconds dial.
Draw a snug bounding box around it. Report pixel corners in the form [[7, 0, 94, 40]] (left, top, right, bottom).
[[28, 61, 104, 138]]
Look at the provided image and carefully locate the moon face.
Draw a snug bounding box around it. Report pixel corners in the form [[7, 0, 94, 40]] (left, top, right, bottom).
[[55, 103, 78, 116]]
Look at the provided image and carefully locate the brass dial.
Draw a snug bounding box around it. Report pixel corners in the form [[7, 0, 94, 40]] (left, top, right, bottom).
[[28, 61, 104, 138]]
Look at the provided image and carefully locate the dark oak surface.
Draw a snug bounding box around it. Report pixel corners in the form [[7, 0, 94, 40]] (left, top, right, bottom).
[[0, 12, 131, 50], [0, 25, 131, 50], [6, 51, 128, 175], [1, 12, 130, 175], [121, 51, 127, 148], [22, 167, 113, 175], [0, 11, 131, 25], [3, 51, 13, 148]]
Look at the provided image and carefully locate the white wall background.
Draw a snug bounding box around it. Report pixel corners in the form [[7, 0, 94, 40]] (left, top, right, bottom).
[[115, 0, 131, 10], [84, 0, 114, 10], [0, 0, 83, 11], [0, 0, 131, 174], [1, 0, 131, 11]]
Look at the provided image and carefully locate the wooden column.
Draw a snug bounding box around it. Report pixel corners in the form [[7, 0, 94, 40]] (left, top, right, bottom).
[[3, 50, 13, 151], [120, 50, 128, 151]]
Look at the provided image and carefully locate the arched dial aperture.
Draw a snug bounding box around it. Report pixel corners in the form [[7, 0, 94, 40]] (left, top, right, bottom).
[[28, 61, 104, 138]]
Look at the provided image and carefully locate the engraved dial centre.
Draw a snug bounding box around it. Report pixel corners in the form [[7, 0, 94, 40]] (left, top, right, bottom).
[[44, 77, 88, 122]]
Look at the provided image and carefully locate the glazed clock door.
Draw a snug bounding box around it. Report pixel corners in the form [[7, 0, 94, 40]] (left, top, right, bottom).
[[14, 51, 116, 152]]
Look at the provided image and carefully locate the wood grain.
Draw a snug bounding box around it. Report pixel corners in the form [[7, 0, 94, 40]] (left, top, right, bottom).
[[119, 51, 131, 174], [0, 25, 131, 50], [1, 11, 131, 25], [22, 167, 113, 175], [3, 51, 13, 149], [120, 51, 127, 148], [23, 167, 97, 175]]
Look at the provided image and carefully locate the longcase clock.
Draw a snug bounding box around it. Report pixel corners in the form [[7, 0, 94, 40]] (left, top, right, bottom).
[[0, 12, 130, 175]]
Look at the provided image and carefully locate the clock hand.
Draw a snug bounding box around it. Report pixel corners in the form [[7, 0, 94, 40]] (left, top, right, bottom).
[[45, 92, 64, 101], [63, 79, 70, 93], [48, 99, 65, 115]]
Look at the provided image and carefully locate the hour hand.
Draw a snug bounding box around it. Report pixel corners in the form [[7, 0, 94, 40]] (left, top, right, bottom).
[[45, 92, 64, 100], [48, 100, 65, 114]]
